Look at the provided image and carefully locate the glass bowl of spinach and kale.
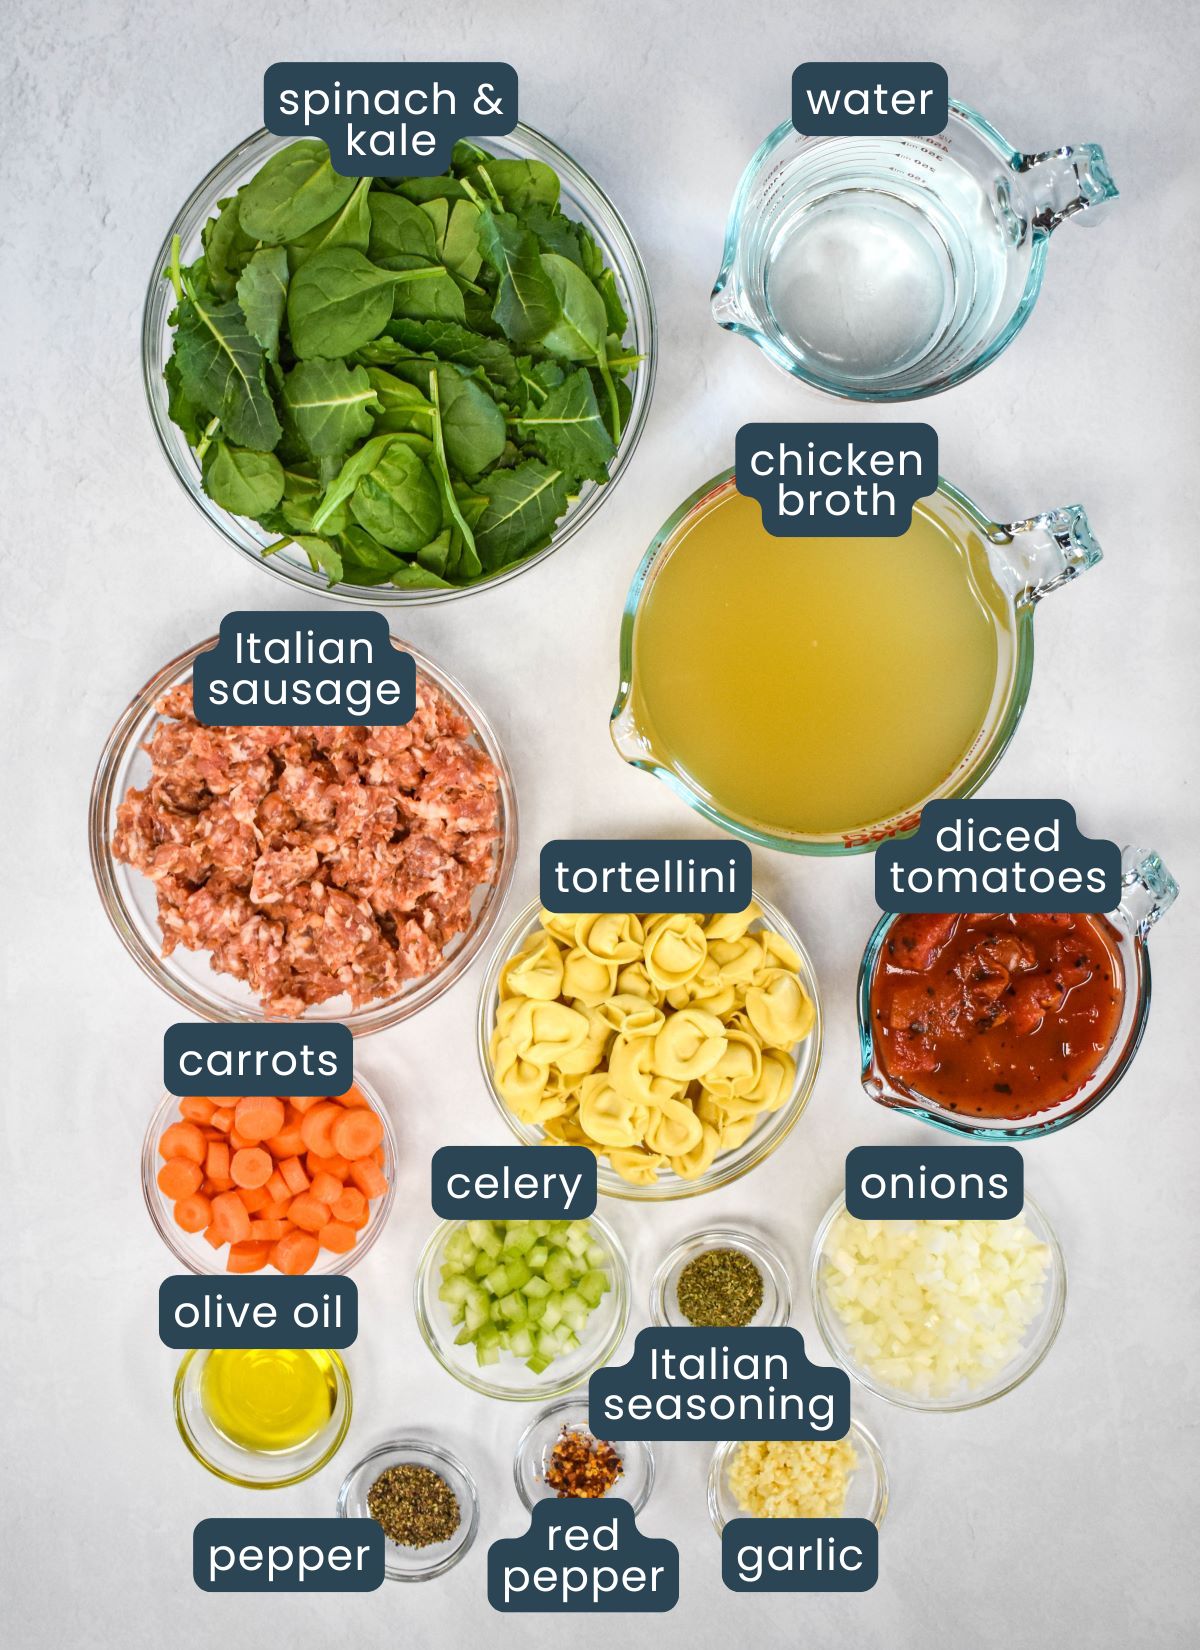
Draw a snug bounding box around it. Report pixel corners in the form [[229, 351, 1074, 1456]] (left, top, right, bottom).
[[143, 127, 655, 601]]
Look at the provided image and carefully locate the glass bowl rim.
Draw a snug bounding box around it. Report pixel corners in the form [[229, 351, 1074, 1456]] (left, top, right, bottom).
[[475, 891, 824, 1198], [710, 99, 1053, 403], [141, 1069, 398, 1275], [706, 1416, 889, 1533], [808, 1188, 1068, 1412], [412, 1211, 631, 1401], [141, 120, 657, 606], [610, 471, 1036, 856], [855, 908, 1153, 1140], [511, 1393, 656, 1513], [173, 1345, 352, 1487], [89, 632, 518, 1035], [334, 1435, 481, 1581], [648, 1224, 793, 1327]]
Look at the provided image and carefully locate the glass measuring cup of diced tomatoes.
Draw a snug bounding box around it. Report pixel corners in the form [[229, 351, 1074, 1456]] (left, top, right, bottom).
[[856, 848, 1178, 1138]]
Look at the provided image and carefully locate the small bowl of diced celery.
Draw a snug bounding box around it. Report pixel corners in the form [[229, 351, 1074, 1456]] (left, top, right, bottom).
[[414, 1216, 630, 1400]]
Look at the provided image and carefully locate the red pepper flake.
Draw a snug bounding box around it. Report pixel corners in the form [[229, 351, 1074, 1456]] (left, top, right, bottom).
[[544, 1429, 624, 1498]]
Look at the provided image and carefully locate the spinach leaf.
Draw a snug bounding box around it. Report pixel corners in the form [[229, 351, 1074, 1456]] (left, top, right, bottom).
[[174, 288, 282, 451], [287, 176, 373, 268], [521, 203, 583, 265], [390, 268, 466, 323], [366, 368, 435, 434], [595, 267, 629, 338], [539, 253, 608, 360], [280, 465, 350, 537], [203, 192, 259, 299], [368, 194, 440, 269], [420, 198, 483, 281], [436, 365, 507, 477], [339, 523, 404, 581], [396, 173, 470, 204], [236, 247, 289, 366], [513, 367, 615, 484], [476, 209, 560, 344], [426, 368, 482, 571], [349, 442, 442, 552], [202, 440, 286, 515], [288, 249, 450, 358], [311, 434, 398, 533], [281, 358, 379, 458], [390, 562, 457, 589], [469, 157, 559, 212], [475, 461, 573, 568], [287, 533, 345, 585], [238, 139, 357, 242]]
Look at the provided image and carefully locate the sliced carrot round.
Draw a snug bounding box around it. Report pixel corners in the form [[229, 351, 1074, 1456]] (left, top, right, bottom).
[[308, 1171, 344, 1206], [230, 1147, 273, 1190], [348, 1157, 388, 1201], [331, 1107, 384, 1161], [173, 1193, 213, 1233], [179, 1096, 216, 1125], [227, 1240, 272, 1274], [288, 1194, 331, 1233], [210, 1190, 252, 1245], [272, 1229, 320, 1275], [158, 1158, 203, 1200], [331, 1186, 368, 1226], [234, 1096, 286, 1142], [298, 1101, 342, 1157], [318, 1221, 356, 1254], [159, 1122, 207, 1164]]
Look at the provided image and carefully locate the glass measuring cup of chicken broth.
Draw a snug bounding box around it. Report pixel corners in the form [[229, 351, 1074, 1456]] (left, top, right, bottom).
[[712, 102, 1118, 399], [610, 473, 1100, 856]]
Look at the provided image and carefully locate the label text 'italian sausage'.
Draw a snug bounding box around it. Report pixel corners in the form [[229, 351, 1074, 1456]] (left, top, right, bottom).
[[192, 611, 415, 726], [265, 63, 517, 174], [735, 423, 937, 535]]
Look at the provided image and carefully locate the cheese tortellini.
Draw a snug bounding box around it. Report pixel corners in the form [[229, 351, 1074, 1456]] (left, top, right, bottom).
[[488, 901, 816, 1185]]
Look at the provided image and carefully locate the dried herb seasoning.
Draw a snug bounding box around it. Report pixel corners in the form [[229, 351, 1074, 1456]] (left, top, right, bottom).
[[676, 1247, 764, 1327], [367, 1462, 460, 1547]]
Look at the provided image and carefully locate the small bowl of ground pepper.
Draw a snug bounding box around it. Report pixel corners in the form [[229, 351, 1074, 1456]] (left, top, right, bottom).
[[649, 1227, 792, 1328], [336, 1438, 479, 1582], [513, 1396, 655, 1513]]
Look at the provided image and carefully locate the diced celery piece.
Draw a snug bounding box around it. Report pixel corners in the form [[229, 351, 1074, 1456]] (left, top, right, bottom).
[[468, 1219, 503, 1256], [528, 1243, 549, 1269], [578, 1269, 610, 1307]]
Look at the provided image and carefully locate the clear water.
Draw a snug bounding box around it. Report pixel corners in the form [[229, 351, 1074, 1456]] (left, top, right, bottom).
[[762, 162, 1014, 386]]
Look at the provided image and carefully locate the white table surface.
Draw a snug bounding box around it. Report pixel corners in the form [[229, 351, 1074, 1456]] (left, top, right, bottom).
[[4, 0, 1198, 1645]]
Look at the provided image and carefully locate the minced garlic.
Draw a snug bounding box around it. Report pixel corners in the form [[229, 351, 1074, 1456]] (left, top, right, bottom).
[[822, 1212, 1051, 1398], [728, 1437, 857, 1518]]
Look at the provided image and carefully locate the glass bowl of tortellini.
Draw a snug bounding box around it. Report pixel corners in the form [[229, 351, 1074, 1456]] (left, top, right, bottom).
[[477, 894, 822, 1199]]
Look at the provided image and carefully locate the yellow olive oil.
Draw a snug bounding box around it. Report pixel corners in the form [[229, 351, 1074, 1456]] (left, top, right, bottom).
[[629, 487, 1014, 838], [199, 1348, 338, 1455]]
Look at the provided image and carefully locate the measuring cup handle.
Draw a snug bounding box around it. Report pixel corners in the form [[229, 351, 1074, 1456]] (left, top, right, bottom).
[[1116, 848, 1179, 938], [986, 504, 1102, 605], [1018, 142, 1119, 230]]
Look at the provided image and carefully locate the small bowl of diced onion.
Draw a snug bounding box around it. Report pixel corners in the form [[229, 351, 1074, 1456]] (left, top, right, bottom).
[[809, 1191, 1067, 1412], [413, 1215, 630, 1401]]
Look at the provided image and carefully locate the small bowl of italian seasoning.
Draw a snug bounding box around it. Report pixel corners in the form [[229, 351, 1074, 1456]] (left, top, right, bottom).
[[336, 1438, 479, 1582], [513, 1396, 655, 1513], [649, 1227, 792, 1329]]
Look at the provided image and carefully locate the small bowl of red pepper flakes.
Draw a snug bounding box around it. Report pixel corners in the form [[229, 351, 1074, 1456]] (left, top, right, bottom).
[[513, 1397, 655, 1513], [856, 847, 1178, 1139]]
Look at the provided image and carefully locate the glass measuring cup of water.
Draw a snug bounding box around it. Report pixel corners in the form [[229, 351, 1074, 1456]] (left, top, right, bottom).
[[712, 101, 1118, 400]]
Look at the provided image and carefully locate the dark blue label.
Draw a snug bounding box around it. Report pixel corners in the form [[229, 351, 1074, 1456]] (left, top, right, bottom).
[[192, 611, 415, 727], [540, 840, 753, 914], [195, 1519, 383, 1591], [735, 423, 937, 536], [163, 1023, 352, 1098], [792, 62, 948, 135], [876, 800, 1122, 912], [160, 1277, 357, 1349], [722, 1519, 878, 1592], [431, 1147, 597, 1219], [589, 1328, 849, 1442], [264, 63, 517, 175], [845, 1146, 1024, 1219], [488, 1500, 679, 1612]]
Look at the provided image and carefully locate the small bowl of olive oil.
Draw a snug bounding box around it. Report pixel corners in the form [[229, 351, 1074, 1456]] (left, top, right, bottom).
[[173, 1347, 352, 1488]]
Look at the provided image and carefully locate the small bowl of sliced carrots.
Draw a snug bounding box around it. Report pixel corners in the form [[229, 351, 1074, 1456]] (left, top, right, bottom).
[[142, 1075, 397, 1276]]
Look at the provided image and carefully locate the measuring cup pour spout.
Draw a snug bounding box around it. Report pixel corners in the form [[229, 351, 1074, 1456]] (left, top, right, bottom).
[[1018, 141, 1119, 230], [985, 503, 1102, 606]]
